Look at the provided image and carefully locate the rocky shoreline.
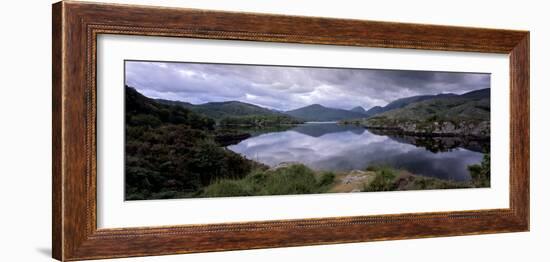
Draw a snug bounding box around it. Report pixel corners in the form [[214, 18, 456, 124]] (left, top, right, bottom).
[[341, 119, 490, 139], [214, 132, 252, 146]]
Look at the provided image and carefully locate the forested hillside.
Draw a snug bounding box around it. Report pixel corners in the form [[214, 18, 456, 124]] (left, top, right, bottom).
[[342, 88, 490, 138], [125, 86, 263, 200]]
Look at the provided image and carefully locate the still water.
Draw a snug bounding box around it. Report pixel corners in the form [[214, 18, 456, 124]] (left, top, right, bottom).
[[228, 122, 486, 181]]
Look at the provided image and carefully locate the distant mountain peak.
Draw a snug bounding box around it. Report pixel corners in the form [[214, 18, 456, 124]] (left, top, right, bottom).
[[285, 104, 367, 122], [207, 100, 247, 105], [307, 104, 325, 108], [350, 106, 367, 114], [460, 88, 490, 99], [155, 97, 296, 120], [363, 105, 384, 117], [364, 87, 490, 123]]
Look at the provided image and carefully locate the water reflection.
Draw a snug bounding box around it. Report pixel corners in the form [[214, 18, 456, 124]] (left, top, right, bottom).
[[228, 123, 484, 181], [292, 122, 366, 137], [368, 129, 489, 153]]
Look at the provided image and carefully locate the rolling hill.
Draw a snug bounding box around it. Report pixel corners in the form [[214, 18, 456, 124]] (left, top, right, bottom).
[[126, 86, 214, 130], [350, 106, 368, 114], [369, 88, 490, 121], [156, 99, 287, 120], [285, 104, 368, 122], [364, 106, 384, 116], [362, 93, 458, 117], [342, 88, 491, 138], [124, 86, 260, 200], [156, 97, 304, 126], [158, 97, 369, 123]]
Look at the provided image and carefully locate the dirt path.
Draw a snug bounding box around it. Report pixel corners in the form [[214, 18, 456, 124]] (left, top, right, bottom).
[[328, 170, 377, 193]]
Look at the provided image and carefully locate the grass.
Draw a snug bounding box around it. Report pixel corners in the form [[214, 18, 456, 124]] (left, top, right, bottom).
[[202, 164, 336, 198], [468, 153, 491, 187], [363, 166, 399, 191], [407, 176, 470, 190], [200, 154, 490, 198], [363, 165, 472, 192]]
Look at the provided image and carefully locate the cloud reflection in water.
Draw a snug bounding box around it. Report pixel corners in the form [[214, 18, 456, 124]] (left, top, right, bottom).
[[228, 123, 483, 181]]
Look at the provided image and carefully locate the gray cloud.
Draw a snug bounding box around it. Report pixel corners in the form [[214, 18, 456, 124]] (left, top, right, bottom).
[[125, 61, 490, 111]]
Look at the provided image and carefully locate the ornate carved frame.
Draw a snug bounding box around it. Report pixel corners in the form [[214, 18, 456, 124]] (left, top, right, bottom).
[[52, 1, 529, 261]]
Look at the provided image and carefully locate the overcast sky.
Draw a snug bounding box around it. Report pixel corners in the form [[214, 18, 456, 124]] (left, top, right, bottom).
[[125, 61, 490, 111]]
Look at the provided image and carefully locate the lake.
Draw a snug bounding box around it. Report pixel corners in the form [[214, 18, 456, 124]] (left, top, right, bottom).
[[227, 122, 486, 181]]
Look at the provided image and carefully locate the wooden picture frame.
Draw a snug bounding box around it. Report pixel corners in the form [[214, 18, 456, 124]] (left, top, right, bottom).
[[52, 1, 529, 261]]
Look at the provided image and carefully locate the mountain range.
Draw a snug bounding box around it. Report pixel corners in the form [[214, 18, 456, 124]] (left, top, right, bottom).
[[352, 88, 490, 138], [156, 99, 287, 120], [285, 104, 367, 122], [367, 88, 490, 122], [151, 88, 490, 123], [350, 106, 368, 114]]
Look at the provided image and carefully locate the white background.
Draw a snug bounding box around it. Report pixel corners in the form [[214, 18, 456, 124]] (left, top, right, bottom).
[[0, 0, 546, 261]]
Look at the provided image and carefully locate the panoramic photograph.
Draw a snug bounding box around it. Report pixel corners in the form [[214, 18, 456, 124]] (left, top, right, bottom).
[[124, 60, 491, 200]]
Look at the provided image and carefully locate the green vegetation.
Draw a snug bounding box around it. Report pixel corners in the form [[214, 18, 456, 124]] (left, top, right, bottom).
[[156, 99, 300, 123], [362, 166, 469, 192], [350, 106, 367, 114], [378, 93, 459, 113], [363, 166, 400, 191], [202, 164, 336, 198], [126, 86, 215, 130], [366, 128, 489, 153], [362, 154, 490, 192], [219, 114, 302, 127], [125, 86, 266, 200], [468, 153, 491, 187], [372, 96, 490, 123], [126, 86, 491, 200], [285, 104, 368, 122], [201, 158, 490, 198], [157, 97, 304, 128], [340, 88, 490, 138]]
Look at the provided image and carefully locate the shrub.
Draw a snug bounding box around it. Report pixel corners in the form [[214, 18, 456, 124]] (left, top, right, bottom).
[[365, 166, 378, 172], [201, 164, 335, 198], [468, 153, 490, 187], [410, 177, 468, 190], [124, 86, 261, 200], [427, 114, 439, 122], [318, 172, 336, 188], [219, 114, 302, 127], [129, 114, 162, 127], [363, 166, 398, 191], [202, 180, 252, 197], [125, 123, 258, 200], [263, 164, 318, 195], [363, 166, 470, 192]]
